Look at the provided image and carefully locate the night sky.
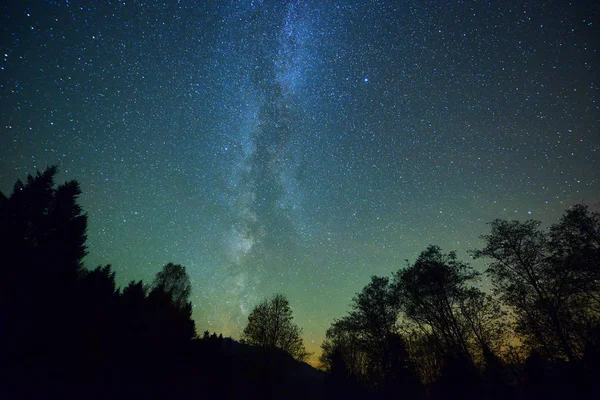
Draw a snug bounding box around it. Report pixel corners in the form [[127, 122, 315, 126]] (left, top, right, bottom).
[[1, 0, 598, 360]]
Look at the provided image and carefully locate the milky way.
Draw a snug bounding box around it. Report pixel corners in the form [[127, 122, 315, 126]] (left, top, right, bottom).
[[1, 0, 598, 359], [207, 1, 323, 330]]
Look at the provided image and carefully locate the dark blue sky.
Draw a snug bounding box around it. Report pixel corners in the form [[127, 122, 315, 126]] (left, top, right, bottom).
[[1, 0, 598, 360]]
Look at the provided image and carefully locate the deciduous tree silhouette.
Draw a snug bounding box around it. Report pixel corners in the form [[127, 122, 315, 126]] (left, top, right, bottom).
[[383, 332, 424, 399], [242, 293, 310, 361], [348, 276, 399, 367], [151, 262, 192, 309], [346, 276, 401, 385], [473, 205, 600, 362], [394, 246, 482, 362], [320, 317, 368, 380], [147, 263, 196, 344], [321, 276, 423, 397], [459, 287, 507, 357], [390, 245, 508, 396], [432, 351, 483, 400]]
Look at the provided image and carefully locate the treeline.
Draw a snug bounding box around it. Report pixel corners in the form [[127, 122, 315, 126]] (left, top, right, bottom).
[[0, 167, 326, 399], [0, 167, 200, 398], [1, 166, 599, 399], [320, 205, 600, 399]]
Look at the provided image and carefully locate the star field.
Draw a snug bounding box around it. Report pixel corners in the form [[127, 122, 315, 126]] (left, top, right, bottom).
[[1, 0, 598, 360]]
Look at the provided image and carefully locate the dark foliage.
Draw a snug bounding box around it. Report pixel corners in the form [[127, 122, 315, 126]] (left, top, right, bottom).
[[320, 276, 424, 399], [1, 167, 88, 396], [242, 293, 310, 362], [324, 209, 600, 399], [473, 206, 600, 362], [394, 246, 482, 362], [431, 352, 483, 400]]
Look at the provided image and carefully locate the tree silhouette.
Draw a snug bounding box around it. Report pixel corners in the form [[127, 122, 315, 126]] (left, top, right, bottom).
[[402, 329, 444, 386], [459, 287, 508, 357], [322, 345, 356, 399], [120, 280, 148, 335], [394, 246, 481, 361], [320, 316, 368, 380], [0, 166, 87, 302], [473, 205, 600, 362], [346, 276, 401, 385], [321, 276, 423, 397], [549, 205, 600, 349], [151, 262, 192, 309], [432, 351, 483, 400], [74, 265, 120, 388], [387, 245, 512, 398], [0, 166, 88, 394], [383, 332, 424, 399], [242, 293, 310, 361], [147, 263, 196, 344]]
